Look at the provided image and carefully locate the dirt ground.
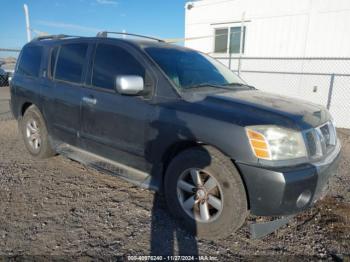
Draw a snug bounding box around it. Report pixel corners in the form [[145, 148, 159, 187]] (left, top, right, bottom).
[[0, 87, 349, 260]]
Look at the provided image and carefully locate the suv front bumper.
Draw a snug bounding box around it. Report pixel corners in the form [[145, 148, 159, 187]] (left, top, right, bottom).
[[236, 140, 341, 216]]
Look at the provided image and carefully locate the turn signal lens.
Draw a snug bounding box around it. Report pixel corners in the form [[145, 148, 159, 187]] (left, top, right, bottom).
[[246, 129, 271, 160]]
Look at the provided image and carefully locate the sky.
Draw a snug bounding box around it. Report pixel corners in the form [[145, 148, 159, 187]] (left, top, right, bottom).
[[0, 0, 187, 51]]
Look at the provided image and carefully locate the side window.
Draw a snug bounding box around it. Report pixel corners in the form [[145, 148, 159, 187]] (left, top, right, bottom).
[[214, 28, 228, 53], [92, 44, 145, 90], [214, 27, 246, 54], [229, 26, 246, 54], [50, 46, 59, 78], [17, 45, 43, 77], [55, 43, 88, 83]]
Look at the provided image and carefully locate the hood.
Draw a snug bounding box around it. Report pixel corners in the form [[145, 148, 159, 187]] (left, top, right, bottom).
[[186, 89, 330, 129]]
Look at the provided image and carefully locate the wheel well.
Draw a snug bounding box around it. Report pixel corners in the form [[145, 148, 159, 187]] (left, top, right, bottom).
[[162, 140, 201, 174], [21, 102, 33, 116], [231, 161, 251, 210]]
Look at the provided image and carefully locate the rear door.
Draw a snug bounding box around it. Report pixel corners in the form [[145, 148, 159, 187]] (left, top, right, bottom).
[[79, 41, 156, 172], [44, 42, 90, 146]]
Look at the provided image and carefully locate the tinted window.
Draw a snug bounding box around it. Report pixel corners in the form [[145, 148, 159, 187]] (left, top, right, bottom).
[[17, 45, 43, 77], [92, 44, 145, 89], [55, 43, 88, 83], [145, 47, 244, 90], [50, 46, 59, 78]]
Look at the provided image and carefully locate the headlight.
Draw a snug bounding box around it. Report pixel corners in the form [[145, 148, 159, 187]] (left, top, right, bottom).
[[246, 125, 307, 160]]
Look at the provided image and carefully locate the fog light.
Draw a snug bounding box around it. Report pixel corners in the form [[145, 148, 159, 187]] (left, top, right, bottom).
[[296, 190, 312, 208]]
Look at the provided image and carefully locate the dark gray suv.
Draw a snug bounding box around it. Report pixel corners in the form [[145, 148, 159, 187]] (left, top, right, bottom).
[[10, 32, 341, 239]]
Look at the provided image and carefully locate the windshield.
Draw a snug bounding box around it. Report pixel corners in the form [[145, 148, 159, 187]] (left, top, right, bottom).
[[145, 47, 246, 90]]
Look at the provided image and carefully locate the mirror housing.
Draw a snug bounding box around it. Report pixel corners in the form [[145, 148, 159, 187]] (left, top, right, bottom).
[[115, 75, 144, 95]]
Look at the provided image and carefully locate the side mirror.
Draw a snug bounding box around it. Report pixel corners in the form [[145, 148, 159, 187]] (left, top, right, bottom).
[[115, 75, 144, 95]]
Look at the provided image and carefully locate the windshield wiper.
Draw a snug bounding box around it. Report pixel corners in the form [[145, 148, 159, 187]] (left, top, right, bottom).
[[184, 82, 256, 91], [223, 82, 256, 89], [185, 83, 229, 89]]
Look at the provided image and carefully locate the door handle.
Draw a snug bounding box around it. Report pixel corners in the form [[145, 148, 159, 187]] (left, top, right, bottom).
[[82, 96, 97, 105]]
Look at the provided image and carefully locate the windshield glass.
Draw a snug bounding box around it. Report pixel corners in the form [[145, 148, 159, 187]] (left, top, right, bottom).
[[144, 47, 246, 90]]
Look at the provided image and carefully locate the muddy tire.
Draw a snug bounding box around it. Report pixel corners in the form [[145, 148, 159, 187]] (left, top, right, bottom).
[[20, 105, 55, 159], [164, 146, 248, 240]]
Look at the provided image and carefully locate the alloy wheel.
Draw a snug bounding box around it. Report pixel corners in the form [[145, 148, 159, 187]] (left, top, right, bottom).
[[177, 168, 223, 223], [26, 118, 41, 153]]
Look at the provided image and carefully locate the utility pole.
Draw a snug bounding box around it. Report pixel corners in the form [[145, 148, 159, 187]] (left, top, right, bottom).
[[23, 4, 31, 42]]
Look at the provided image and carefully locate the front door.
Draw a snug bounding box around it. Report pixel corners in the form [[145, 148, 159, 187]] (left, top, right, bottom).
[[79, 42, 155, 172]]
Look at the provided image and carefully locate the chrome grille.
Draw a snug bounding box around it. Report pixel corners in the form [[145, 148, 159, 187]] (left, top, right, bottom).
[[305, 131, 318, 157], [305, 121, 337, 159]]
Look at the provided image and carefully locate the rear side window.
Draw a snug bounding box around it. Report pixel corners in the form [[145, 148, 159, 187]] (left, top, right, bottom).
[[55, 43, 88, 83], [50, 46, 59, 78], [92, 44, 145, 90], [17, 45, 43, 77]]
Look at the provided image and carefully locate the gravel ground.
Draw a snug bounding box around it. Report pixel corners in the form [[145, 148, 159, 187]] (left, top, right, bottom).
[[0, 87, 349, 260]]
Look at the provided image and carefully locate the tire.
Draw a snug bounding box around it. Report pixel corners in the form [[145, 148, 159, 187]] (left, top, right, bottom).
[[20, 105, 55, 159], [164, 146, 248, 240]]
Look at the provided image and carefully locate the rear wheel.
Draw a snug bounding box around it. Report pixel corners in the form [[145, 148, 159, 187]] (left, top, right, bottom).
[[20, 105, 55, 159], [164, 146, 248, 239]]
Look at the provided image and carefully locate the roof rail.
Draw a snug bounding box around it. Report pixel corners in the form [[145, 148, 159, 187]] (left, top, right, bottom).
[[96, 31, 164, 42], [31, 34, 80, 41]]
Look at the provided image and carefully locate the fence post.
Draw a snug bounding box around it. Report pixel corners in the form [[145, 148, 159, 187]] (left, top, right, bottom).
[[238, 56, 242, 75], [237, 12, 245, 76], [228, 52, 232, 70], [327, 74, 335, 110]]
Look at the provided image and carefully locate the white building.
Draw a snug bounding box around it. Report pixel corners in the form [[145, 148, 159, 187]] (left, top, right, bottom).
[[184, 0, 350, 57], [184, 0, 350, 128]]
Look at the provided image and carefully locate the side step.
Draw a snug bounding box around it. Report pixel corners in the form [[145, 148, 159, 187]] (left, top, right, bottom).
[[56, 144, 159, 191]]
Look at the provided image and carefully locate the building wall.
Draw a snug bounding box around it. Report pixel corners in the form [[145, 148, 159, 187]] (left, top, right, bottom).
[[184, 0, 350, 128], [185, 0, 350, 57]]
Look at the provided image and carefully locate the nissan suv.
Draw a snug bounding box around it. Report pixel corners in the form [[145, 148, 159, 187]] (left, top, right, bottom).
[[10, 32, 341, 239]]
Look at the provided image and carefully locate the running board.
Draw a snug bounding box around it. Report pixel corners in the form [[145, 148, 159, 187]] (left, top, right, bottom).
[[250, 215, 295, 239], [56, 144, 159, 191]]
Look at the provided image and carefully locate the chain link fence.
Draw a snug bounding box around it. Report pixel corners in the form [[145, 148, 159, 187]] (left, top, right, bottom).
[[0, 48, 19, 86], [0, 48, 20, 121], [213, 56, 350, 129]]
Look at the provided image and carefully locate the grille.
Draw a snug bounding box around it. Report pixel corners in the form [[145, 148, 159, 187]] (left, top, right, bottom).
[[305, 121, 337, 159], [305, 131, 318, 157]]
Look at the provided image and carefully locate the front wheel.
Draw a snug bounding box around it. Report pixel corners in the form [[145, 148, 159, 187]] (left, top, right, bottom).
[[164, 146, 248, 240]]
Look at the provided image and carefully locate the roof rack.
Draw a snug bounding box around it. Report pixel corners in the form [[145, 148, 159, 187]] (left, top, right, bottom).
[[31, 34, 80, 42], [96, 31, 164, 42]]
